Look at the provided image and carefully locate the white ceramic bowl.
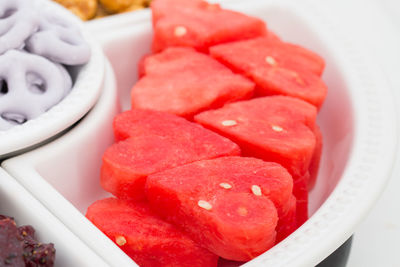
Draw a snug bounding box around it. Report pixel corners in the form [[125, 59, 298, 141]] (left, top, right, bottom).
[[0, 167, 109, 267], [2, 0, 398, 266], [0, 0, 105, 159], [3, 60, 136, 266]]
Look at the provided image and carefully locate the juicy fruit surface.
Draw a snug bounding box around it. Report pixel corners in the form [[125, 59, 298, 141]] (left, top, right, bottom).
[[131, 47, 255, 119], [91, 0, 327, 264], [210, 37, 325, 77], [293, 172, 309, 226], [151, 0, 267, 52], [210, 37, 327, 108], [102, 109, 241, 200], [194, 96, 317, 177], [195, 96, 318, 224], [276, 196, 297, 242], [86, 198, 218, 267], [113, 108, 225, 142], [146, 156, 294, 261]]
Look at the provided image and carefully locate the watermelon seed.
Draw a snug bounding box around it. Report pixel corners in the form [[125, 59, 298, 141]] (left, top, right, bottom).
[[219, 183, 232, 189], [221, 120, 237, 126], [288, 71, 305, 85], [115, 235, 127, 246], [271, 125, 283, 132], [251, 185, 262, 196], [265, 56, 277, 66], [295, 76, 305, 85], [198, 200, 212, 210], [174, 26, 187, 37], [237, 207, 248, 216]]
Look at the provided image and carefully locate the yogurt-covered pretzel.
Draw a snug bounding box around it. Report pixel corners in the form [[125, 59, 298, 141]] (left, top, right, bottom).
[[26, 4, 90, 65], [0, 0, 39, 55], [0, 50, 72, 130]]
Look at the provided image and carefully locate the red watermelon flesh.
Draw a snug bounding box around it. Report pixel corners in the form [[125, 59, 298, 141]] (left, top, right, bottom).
[[251, 67, 327, 109], [86, 198, 218, 267], [151, 0, 267, 52], [194, 96, 317, 178], [308, 125, 323, 189], [293, 172, 309, 227], [146, 156, 293, 261], [151, 0, 204, 26], [209, 37, 327, 108], [139, 47, 202, 77], [113, 109, 226, 142], [137, 53, 152, 79], [102, 114, 241, 200], [194, 96, 318, 224], [276, 196, 297, 242], [266, 29, 282, 43], [131, 48, 255, 119], [210, 37, 325, 76]]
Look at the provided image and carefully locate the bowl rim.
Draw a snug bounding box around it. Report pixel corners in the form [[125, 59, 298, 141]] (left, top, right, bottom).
[[3, 0, 399, 266], [0, 0, 105, 158]]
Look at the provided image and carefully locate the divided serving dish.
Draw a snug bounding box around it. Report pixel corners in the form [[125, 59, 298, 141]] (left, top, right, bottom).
[[1, 0, 398, 266]]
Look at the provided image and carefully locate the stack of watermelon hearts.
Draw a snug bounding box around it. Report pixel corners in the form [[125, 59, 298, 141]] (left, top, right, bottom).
[[86, 0, 327, 266]]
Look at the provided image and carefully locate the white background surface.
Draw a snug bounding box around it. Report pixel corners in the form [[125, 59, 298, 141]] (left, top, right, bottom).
[[343, 0, 400, 266]]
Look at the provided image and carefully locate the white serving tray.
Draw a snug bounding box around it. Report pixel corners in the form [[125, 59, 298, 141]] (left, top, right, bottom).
[[0, 167, 109, 267], [2, 0, 398, 266]]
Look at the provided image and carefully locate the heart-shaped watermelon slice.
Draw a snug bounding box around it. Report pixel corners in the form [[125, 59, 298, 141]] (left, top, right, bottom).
[[102, 109, 240, 201], [146, 156, 294, 261], [131, 47, 255, 119], [86, 198, 219, 267], [151, 0, 267, 52]]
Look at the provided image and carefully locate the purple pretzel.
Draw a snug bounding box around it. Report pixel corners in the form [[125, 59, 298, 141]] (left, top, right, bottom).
[[25, 4, 90, 66], [0, 50, 72, 131], [0, 0, 39, 55]]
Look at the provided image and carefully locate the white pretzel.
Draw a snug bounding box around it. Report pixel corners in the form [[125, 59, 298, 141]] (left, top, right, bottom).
[[0, 0, 39, 55], [0, 50, 72, 130], [25, 4, 90, 65]]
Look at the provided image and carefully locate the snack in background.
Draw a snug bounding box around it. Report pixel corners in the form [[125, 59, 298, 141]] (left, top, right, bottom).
[[52, 0, 98, 20], [0, 50, 72, 130], [100, 0, 144, 13], [53, 0, 151, 20], [26, 6, 91, 65], [0, 215, 56, 267], [0, 0, 91, 131], [86, 198, 219, 267], [0, 0, 40, 55]]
